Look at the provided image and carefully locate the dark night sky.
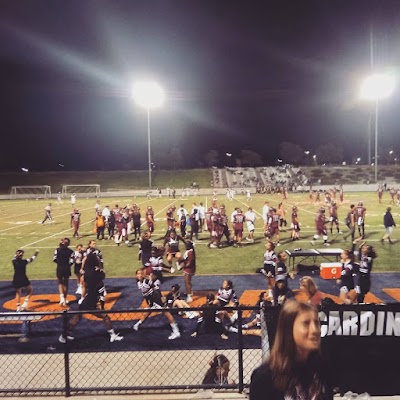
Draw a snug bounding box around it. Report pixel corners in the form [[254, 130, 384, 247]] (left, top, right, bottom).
[[1, 0, 400, 171]]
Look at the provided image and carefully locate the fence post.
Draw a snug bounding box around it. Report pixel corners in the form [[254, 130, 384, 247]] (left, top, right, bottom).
[[237, 308, 244, 393], [61, 310, 71, 397]]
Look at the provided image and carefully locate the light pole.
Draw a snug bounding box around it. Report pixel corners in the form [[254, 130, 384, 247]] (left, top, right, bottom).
[[132, 81, 165, 188], [360, 73, 395, 182]]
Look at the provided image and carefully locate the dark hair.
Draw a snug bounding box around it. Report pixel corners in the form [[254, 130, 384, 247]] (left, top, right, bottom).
[[277, 251, 286, 261], [206, 293, 215, 302], [171, 284, 180, 292], [224, 279, 233, 289], [202, 354, 230, 385]]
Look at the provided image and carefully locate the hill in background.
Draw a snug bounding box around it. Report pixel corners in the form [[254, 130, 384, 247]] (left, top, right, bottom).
[[1, 165, 400, 195]]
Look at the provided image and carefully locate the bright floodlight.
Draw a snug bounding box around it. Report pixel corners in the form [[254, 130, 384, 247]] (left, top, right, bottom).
[[132, 81, 165, 109], [360, 74, 396, 101]]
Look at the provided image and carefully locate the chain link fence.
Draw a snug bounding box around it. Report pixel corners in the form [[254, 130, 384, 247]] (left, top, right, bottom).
[[0, 306, 267, 397]]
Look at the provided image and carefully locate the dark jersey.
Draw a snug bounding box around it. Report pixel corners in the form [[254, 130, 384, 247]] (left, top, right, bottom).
[[12, 256, 35, 288], [217, 287, 238, 306]]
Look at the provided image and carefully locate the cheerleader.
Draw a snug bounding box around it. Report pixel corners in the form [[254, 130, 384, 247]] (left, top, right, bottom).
[[257, 241, 278, 298], [133, 269, 180, 340], [214, 279, 239, 329], [12, 249, 39, 311], [354, 241, 377, 303], [337, 249, 356, 304]]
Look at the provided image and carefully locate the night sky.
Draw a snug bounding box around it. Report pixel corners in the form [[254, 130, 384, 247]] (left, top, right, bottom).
[[1, 0, 400, 172]]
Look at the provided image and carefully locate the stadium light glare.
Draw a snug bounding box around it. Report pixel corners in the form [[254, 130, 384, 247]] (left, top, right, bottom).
[[131, 81, 165, 188], [360, 74, 395, 101], [360, 73, 396, 182]]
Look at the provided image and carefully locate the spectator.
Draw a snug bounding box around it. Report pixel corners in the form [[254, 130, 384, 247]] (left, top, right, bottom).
[[382, 207, 396, 244], [202, 354, 235, 385], [250, 300, 333, 400], [299, 276, 323, 306]]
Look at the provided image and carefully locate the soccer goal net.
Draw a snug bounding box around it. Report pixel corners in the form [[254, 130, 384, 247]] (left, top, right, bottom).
[[61, 184, 101, 198], [10, 185, 52, 200]]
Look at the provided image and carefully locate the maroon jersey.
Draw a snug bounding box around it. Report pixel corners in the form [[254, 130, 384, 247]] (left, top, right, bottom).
[[166, 209, 175, 229], [71, 211, 81, 224], [329, 204, 338, 218], [146, 210, 154, 223], [268, 213, 280, 228], [291, 211, 298, 225], [233, 212, 245, 231], [356, 206, 366, 220], [315, 212, 326, 231], [205, 210, 213, 231], [212, 213, 223, 236]]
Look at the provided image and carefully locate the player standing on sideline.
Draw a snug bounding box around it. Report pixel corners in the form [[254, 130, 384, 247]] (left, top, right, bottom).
[[343, 204, 356, 242], [311, 207, 330, 246], [53, 238, 74, 306], [355, 201, 366, 239], [12, 249, 39, 311], [290, 206, 300, 241], [70, 208, 81, 239], [329, 200, 341, 234], [41, 203, 53, 224], [266, 208, 280, 246], [133, 269, 181, 339]]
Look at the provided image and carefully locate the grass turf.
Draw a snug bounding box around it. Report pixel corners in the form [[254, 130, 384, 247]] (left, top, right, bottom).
[[0, 190, 399, 281]]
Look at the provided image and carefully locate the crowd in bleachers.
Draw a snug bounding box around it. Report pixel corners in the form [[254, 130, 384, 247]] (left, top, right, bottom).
[[216, 166, 309, 193]]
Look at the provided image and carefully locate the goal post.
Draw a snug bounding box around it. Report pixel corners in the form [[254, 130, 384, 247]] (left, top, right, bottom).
[[61, 184, 101, 198], [10, 185, 52, 200]]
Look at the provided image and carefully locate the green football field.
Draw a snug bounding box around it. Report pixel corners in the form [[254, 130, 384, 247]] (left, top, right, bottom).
[[0, 190, 399, 281]]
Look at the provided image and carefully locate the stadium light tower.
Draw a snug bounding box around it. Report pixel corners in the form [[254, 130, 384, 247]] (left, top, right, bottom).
[[132, 81, 165, 188], [360, 73, 396, 182]]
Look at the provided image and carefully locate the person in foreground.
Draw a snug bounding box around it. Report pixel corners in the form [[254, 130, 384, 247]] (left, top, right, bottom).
[[250, 300, 333, 400], [202, 354, 235, 385]]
